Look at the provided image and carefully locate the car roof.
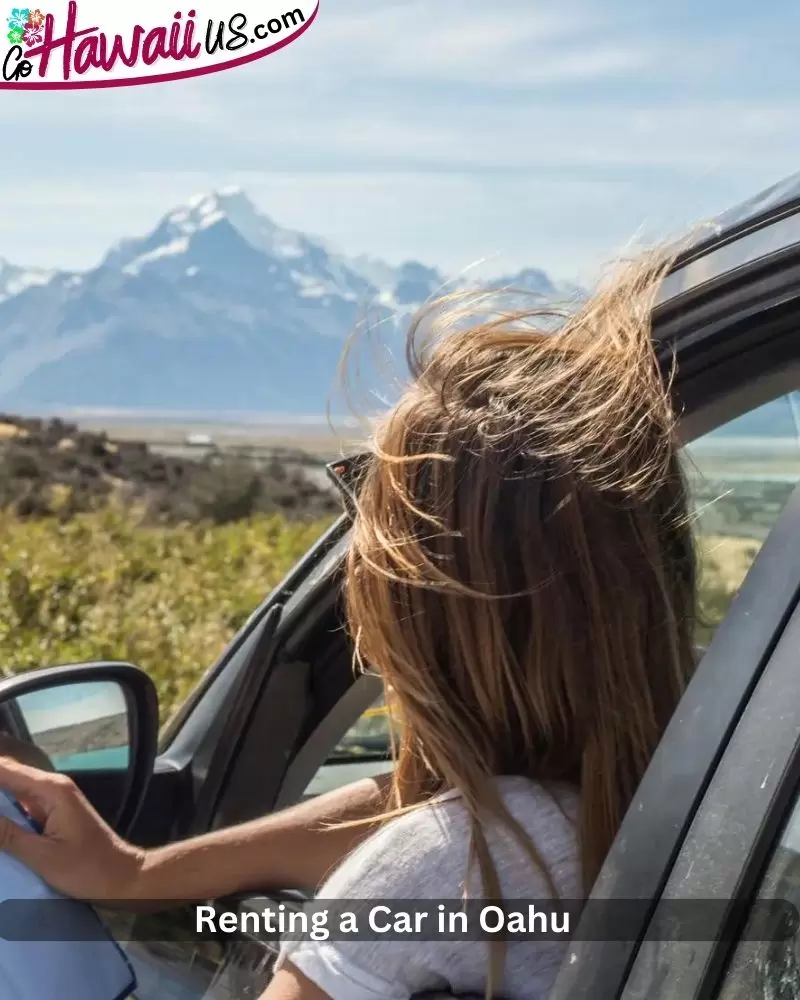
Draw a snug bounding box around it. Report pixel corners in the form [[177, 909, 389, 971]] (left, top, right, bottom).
[[660, 169, 800, 305], [710, 170, 800, 237]]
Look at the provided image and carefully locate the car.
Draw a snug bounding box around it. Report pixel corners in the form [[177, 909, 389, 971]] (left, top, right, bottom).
[[2, 170, 800, 1000]]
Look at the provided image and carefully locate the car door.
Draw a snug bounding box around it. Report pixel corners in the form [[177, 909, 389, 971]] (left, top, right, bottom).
[[545, 189, 800, 999], [547, 473, 800, 1000], [617, 538, 800, 1000]]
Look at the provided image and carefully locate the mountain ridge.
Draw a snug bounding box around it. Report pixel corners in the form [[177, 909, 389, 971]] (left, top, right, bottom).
[[0, 188, 578, 414], [1, 190, 795, 442]]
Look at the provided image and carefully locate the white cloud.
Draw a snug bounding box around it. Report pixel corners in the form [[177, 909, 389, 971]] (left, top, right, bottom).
[[0, 0, 797, 281], [0, 167, 780, 289], [249, 0, 595, 82]]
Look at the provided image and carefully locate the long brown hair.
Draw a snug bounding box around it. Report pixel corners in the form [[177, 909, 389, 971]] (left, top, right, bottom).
[[342, 248, 698, 980]]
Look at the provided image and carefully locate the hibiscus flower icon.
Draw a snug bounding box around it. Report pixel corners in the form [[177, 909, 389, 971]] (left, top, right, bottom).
[[6, 24, 23, 44], [23, 21, 41, 44], [6, 7, 30, 31], [26, 7, 44, 26]]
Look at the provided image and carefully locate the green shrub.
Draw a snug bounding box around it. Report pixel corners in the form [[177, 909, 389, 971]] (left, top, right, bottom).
[[0, 505, 334, 721]]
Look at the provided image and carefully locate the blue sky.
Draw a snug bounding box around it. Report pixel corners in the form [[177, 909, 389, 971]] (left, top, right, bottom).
[[16, 681, 126, 734], [3, 0, 800, 284]]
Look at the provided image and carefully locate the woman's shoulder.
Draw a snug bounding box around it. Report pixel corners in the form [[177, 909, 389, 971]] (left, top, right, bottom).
[[319, 776, 581, 902]]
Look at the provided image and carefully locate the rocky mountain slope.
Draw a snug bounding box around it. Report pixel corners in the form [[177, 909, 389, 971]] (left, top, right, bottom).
[[0, 189, 578, 414], [0, 414, 339, 523]]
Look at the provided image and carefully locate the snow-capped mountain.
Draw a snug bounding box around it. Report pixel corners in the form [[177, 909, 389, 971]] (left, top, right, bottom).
[[0, 190, 579, 414], [0, 258, 57, 305]]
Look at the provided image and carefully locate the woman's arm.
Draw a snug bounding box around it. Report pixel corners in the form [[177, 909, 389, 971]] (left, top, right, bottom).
[[0, 755, 392, 903], [136, 773, 393, 900], [262, 963, 333, 1000]]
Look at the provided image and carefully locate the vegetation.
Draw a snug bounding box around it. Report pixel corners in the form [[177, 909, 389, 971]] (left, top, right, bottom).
[[0, 414, 340, 524], [0, 505, 335, 720], [695, 532, 763, 648]]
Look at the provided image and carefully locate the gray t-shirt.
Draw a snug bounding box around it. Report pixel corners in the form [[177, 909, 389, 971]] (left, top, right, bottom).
[[276, 776, 581, 999]]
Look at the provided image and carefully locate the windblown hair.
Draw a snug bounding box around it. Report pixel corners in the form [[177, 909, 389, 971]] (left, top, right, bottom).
[[342, 248, 698, 987]]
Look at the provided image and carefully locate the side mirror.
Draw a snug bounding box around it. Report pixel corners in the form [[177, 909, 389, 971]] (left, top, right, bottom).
[[0, 662, 159, 836]]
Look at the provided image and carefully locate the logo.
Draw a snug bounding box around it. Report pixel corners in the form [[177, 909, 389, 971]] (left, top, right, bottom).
[[1, 0, 318, 88]]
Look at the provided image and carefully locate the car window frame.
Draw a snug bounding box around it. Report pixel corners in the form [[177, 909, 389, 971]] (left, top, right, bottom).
[[207, 323, 800, 834], [157, 513, 349, 755], [218, 363, 800, 828]]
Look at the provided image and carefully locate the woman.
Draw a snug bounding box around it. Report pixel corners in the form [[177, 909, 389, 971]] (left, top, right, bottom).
[[0, 248, 698, 1000]]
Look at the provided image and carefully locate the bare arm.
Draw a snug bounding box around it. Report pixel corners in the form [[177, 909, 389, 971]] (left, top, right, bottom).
[[0, 756, 392, 905], [136, 774, 393, 900], [261, 963, 332, 1000]]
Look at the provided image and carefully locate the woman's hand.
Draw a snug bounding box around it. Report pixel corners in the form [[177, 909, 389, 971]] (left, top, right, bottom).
[[0, 763, 394, 907], [0, 755, 146, 902]]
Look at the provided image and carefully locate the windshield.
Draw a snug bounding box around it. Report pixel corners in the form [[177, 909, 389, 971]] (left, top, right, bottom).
[[329, 700, 395, 762]]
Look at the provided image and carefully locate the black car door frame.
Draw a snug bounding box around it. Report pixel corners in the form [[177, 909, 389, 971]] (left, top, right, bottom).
[[619, 529, 800, 1000], [129, 515, 351, 845], [204, 531, 383, 833]]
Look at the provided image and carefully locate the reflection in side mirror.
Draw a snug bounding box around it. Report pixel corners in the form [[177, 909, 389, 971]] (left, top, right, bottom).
[[14, 681, 130, 774], [0, 662, 159, 834]]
